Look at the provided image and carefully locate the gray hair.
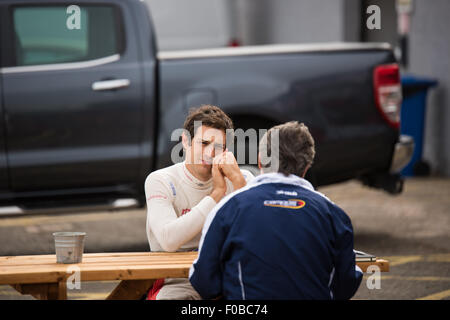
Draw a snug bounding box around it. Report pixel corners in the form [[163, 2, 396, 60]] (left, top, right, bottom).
[[259, 121, 315, 177]]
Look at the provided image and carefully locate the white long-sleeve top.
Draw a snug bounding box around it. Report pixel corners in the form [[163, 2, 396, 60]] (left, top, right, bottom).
[[145, 161, 254, 252]]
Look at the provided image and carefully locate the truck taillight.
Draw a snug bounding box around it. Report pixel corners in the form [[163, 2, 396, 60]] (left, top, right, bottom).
[[373, 64, 402, 129]]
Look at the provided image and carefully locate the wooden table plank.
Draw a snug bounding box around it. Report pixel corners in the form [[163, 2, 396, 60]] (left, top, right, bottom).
[[1, 259, 195, 266], [0, 252, 389, 286], [0, 252, 196, 265], [0, 251, 194, 262], [0, 266, 191, 284], [11, 282, 67, 300], [357, 259, 389, 272], [106, 279, 155, 300]]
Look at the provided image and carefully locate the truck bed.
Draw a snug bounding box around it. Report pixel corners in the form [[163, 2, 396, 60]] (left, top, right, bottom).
[[156, 42, 399, 188]]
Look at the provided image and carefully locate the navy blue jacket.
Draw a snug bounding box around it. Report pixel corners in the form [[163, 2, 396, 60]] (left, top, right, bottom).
[[189, 173, 363, 300]]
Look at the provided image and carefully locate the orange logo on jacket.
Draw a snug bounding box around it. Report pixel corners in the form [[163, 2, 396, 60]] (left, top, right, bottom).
[[263, 199, 306, 209]]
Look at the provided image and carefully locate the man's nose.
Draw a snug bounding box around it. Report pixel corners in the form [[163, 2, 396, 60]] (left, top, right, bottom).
[[204, 144, 215, 158]]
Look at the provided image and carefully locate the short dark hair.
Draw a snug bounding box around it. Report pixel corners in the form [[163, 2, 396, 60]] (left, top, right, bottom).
[[183, 105, 234, 142], [259, 121, 315, 176]]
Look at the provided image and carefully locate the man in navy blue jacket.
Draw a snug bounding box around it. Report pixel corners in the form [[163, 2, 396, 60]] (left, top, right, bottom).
[[189, 121, 363, 300]]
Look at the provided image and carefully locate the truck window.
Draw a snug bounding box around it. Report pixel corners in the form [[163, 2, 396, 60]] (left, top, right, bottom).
[[11, 5, 124, 66]]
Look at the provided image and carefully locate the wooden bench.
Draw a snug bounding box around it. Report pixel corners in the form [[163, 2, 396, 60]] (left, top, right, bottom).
[[0, 252, 389, 300]]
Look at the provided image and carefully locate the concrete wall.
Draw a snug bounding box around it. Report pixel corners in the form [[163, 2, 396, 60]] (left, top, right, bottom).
[[362, 0, 398, 46], [261, 0, 343, 43], [408, 0, 450, 175], [233, 0, 361, 45]]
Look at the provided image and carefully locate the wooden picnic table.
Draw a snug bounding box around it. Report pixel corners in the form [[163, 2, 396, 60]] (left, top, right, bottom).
[[0, 252, 389, 300]]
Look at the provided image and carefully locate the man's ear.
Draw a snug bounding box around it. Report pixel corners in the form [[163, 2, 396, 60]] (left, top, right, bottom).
[[302, 165, 310, 178], [258, 153, 264, 175], [182, 131, 191, 150]]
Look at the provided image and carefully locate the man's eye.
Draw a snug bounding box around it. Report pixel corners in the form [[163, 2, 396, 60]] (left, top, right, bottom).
[[202, 141, 209, 145]]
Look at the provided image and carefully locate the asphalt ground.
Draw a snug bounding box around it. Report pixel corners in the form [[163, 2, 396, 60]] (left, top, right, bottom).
[[0, 177, 449, 300]]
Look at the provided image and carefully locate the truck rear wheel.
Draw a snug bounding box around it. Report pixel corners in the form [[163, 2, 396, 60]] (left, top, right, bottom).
[[360, 173, 404, 195]]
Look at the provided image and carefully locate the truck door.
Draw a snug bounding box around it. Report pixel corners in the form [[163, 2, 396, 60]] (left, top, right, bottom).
[[1, 2, 144, 193]]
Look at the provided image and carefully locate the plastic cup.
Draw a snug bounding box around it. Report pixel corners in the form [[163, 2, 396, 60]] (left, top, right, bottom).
[[53, 232, 86, 264]]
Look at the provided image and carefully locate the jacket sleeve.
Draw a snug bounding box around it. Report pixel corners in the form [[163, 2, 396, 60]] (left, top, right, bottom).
[[330, 205, 363, 300], [189, 196, 236, 299], [145, 173, 217, 252]]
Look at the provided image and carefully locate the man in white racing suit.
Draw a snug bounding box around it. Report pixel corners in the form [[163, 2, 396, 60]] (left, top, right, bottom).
[[144, 105, 254, 300]]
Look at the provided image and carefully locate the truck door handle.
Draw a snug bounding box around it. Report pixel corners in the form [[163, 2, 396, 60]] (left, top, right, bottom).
[[92, 79, 130, 91]]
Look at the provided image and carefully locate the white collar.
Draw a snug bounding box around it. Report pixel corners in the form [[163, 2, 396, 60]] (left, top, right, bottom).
[[250, 172, 332, 203], [250, 172, 315, 191], [179, 161, 213, 190]]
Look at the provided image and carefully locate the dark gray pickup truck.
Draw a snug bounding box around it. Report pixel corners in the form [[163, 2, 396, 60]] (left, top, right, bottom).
[[0, 0, 413, 213]]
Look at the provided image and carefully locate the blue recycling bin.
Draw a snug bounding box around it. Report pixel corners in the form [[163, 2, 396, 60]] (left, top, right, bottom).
[[400, 75, 438, 176]]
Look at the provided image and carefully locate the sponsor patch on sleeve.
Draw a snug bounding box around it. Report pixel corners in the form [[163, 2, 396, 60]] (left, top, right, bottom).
[[169, 182, 176, 196], [147, 193, 168, 201]]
